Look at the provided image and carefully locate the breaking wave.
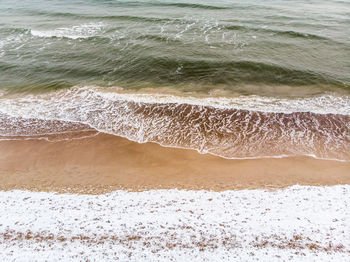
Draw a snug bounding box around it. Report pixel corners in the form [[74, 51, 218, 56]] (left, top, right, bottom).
[[30, 23, 105, 39], [0, 86, 349, 161]]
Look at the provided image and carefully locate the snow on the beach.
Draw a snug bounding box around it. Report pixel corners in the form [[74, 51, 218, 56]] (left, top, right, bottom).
[[0, 185, 350, 261]]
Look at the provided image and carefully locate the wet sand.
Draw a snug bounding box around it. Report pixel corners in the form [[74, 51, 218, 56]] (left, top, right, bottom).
[[0, 132, 349, 194]]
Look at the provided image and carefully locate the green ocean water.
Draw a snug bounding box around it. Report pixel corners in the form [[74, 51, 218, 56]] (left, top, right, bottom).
[[1, 0, 350, 95]]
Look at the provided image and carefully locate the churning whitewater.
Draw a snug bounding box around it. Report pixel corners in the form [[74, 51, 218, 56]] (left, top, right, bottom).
[[0, 86, 349, 161]]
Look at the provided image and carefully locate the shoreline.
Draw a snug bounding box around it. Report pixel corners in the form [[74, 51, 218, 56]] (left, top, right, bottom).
[[1, 132, 349, 194]]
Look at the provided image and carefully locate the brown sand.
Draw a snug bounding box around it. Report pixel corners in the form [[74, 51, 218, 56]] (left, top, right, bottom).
[[0, 132, 349, 194]]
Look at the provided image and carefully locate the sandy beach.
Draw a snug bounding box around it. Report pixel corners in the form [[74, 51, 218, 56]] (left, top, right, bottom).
[[1, 132, 349, 193]]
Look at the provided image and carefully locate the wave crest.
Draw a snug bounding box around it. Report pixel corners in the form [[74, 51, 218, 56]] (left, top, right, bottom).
[[30, 23, 105, 39]]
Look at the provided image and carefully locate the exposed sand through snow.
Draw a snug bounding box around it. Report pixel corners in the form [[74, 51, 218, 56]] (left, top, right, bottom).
[[0, 186, 350, 261]]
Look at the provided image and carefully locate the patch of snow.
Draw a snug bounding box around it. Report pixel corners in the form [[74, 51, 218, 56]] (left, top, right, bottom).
[[0, 185, 349, 261]]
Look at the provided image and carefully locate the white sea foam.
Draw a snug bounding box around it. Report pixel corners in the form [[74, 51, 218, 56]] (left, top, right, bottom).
[[93, 87, 350, 115], [0, 86, 349, 161], [30, 23, 105, 39], [0, 40, 5, 57], [0, 34, 28, 57], [1, 85, 350, 115], [0, 186, 349, 261]]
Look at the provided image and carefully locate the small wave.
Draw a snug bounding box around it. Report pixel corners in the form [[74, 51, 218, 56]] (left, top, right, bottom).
[[263, 29, 328, 40], [99, 2, 228, 10], [30, 23, 105, 39], [153, 3, 228, 10], [223, 25, 330, 41], [106, 57, 347, 87], [0, 112, 94, 136], [0, 86, 349, 161], [135, 34, 182, 43], [0, 28, 30, 34], [101, 15, 172, 23], [7, 13, 338, 46], [0, 29, 30, 57], [2, 55, 345, 88], [27, 10, 174, 23], [0, 111, 98, 142]]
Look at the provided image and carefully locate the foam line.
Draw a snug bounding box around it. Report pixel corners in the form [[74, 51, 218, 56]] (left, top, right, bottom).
[[0, 86, 349, 161]]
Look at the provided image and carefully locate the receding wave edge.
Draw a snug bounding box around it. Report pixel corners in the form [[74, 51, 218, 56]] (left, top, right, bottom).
[[0, 86, 349, 161]]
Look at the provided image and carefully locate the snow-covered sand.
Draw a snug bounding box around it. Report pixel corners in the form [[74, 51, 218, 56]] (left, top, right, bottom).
[[1, 185, 349, 261]]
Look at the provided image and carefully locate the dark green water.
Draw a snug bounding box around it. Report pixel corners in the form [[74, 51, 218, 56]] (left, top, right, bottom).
[[1, 0, 350, 95]]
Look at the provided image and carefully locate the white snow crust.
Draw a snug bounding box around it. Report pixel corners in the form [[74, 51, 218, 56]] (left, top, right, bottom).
[[0, 185, 349, 261]]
